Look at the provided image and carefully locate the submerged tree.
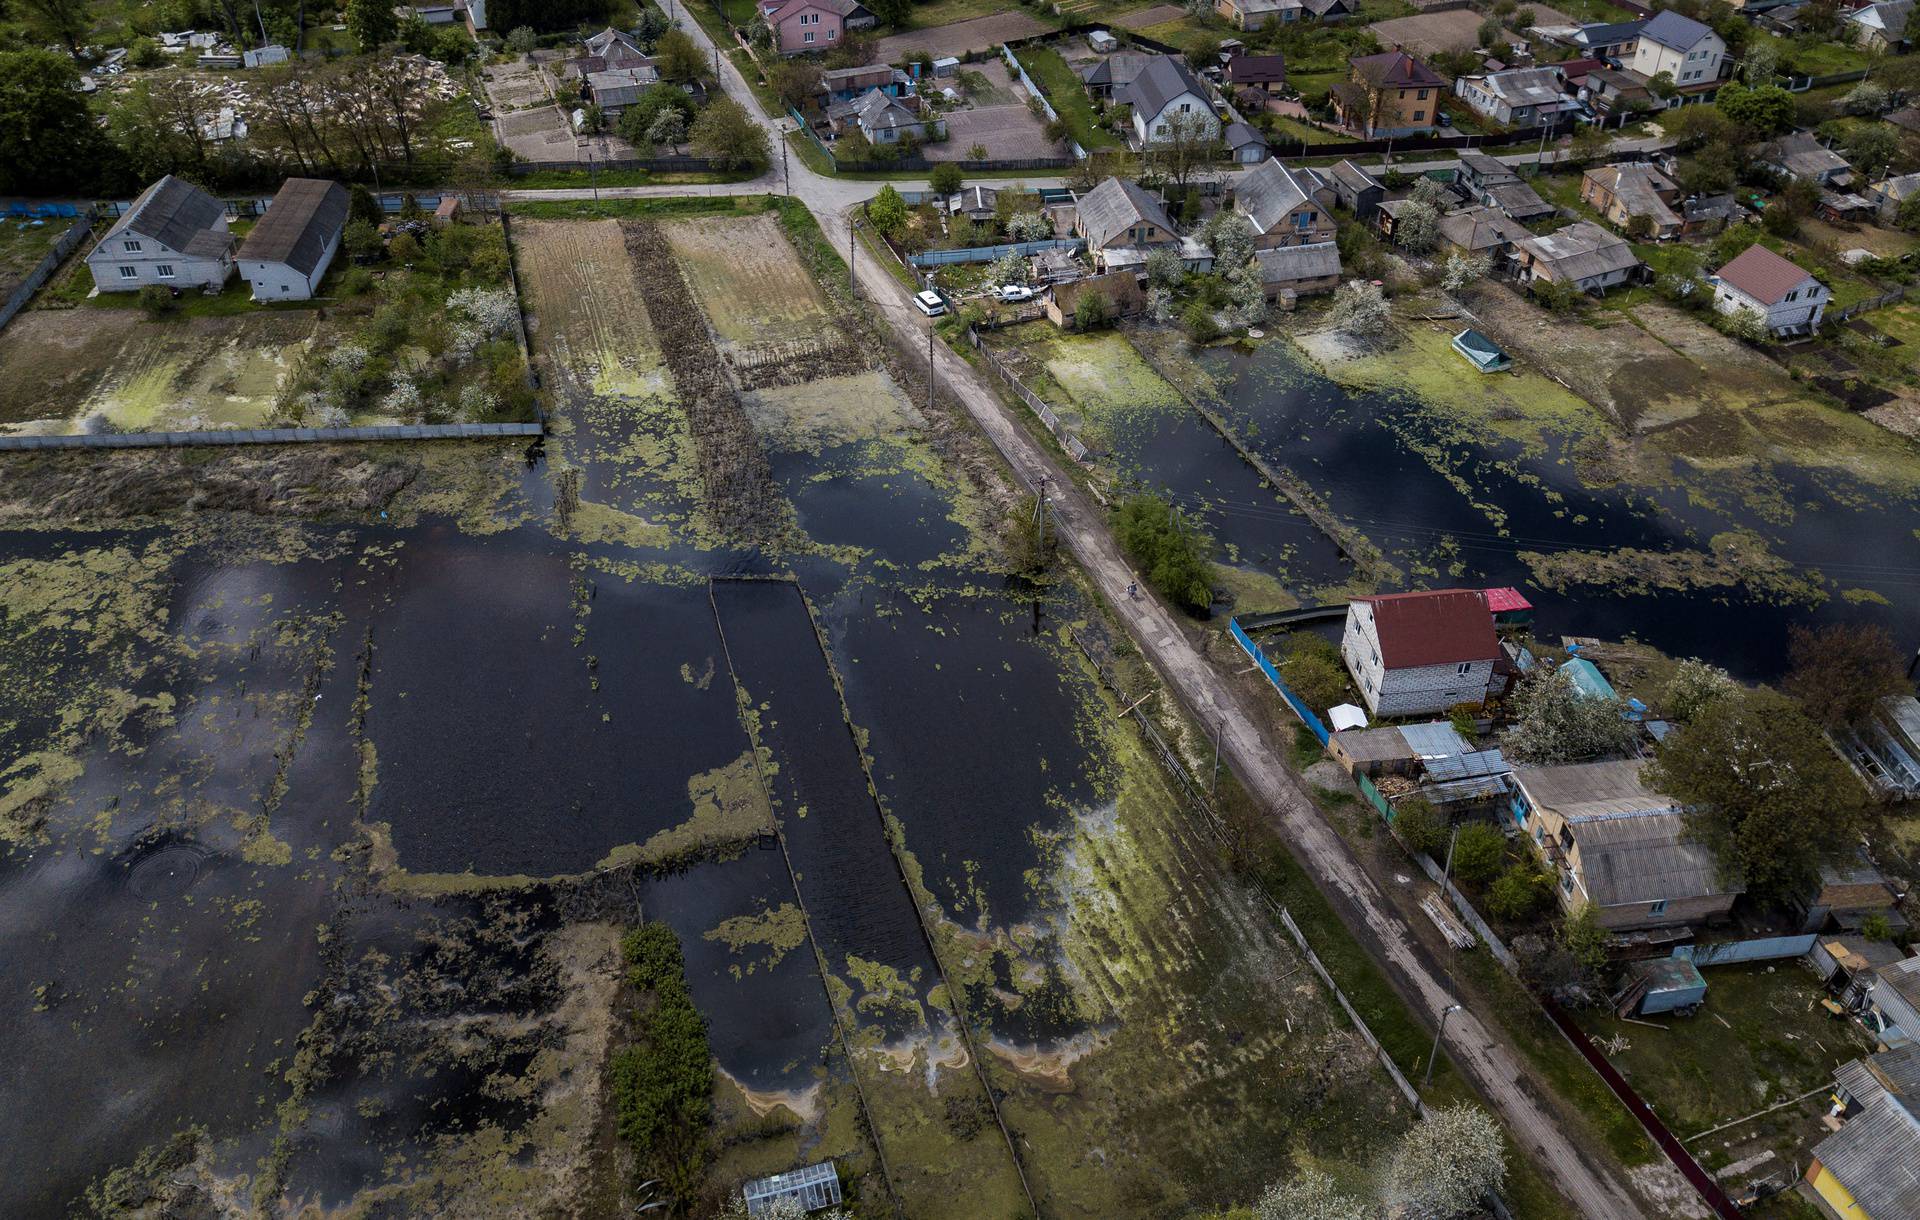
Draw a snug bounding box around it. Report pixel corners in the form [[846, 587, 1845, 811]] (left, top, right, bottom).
[[1326, 280, 1393, 340], [1662, 658, 1737, 723]]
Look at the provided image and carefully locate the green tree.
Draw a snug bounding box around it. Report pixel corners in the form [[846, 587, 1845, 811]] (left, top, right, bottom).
[[655, 27, 706, 84], [126, 37, 165, 68], [1451, 822, 1507, 886], [1716, 82, 1795, 135], [689, 97, 768, 171], [616, 83, 696, 146], [346, 0, 397, 50], [1277, 634, 1350, 714], [1647, 689, 1870, 901], [19, 0, 89, 55], [1569, 124, 1610, 167], [1663, 658, 1736, 723], [867, 183, 908, 235], [1113, 494, 1213, 613], [1394, 797, 1446, 856], [767, 58, 821, 110], [0, 50, 124, 194], [928, 161, 964, 195], [1254, 1170, 1372, 1220], [1559, 902, 1608, 976], [348, 184, 382, 225], [344, 219, 385, 262], [505, 25, 537, 52], [1845, 123, 1899, 180], [1074, 284, 1112, 331], [1898, 194, 1920, 233], [647, 108, 686, 150], [867, 0, 910, 25], [1783, 622, 1909, 729], [1486, 863, 1551, 920]]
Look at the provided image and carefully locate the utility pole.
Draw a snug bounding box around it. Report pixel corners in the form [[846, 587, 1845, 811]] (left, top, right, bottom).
[[1422, 1003, 1462, 1090], [1210, 717, 1222, 796], [589, 149, 599, 204], [927, 320, 935, 412], [848, 225, 856, 298], [1035, 476, 1047, 551], [781, 136, 789, 195], [1440, 823, 1460, 888]]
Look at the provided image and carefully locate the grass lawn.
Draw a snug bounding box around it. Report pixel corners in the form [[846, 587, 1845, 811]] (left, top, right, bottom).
[[1014, 44, 1121, 150], [0, 217, 73, 288], [1546, 0, 1638, 20], [1288, 69, 1346, 105], [899, 0, 1061, 26], [506, 194, 779, 220], [1769, 33, 1873, 77], [509, 166, 758, 188], [1267, 114, 1346, 148], [1574, 963, 1876, 1169]]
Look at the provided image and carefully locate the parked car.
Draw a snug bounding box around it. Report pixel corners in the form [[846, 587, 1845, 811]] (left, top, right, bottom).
[[997, 284, 1035, 302], [913, 289, 947, 317]]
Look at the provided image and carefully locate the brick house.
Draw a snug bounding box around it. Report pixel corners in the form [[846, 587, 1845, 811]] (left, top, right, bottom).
[[1233, 158, 1336, 248], [1340, 588, 1500, 717], [757, 0, 876, 56], [1332, 50, 1446, 138]]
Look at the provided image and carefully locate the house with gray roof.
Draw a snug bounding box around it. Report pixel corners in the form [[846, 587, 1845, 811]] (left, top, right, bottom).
[[1512, 220, 1641, 293], [1072, 178, 1178, 266], [1325, 159, 1384, 221], [1453, 66, 1574, 126], [1510, 758, 1737, 930], [88, 174, 234, 294], [1115, 55, 1220, 147], [1234, 159, 1335, 248], [1812, 1044, 1920, 1220], [586, 65, 660, 112], [1629, 9, 1725, 93], [1565, 18, 1643, 58], [1080, 51, 1153, 99], [1847, 0, 1910, 50], [1437, 205, 1530, 257], [237, 178, 348, 301], [1222, 121, 1269, 164], [1254, 240, 1341, 301], [1761, 130, 1853, 186], [828, 89, 941, 144]]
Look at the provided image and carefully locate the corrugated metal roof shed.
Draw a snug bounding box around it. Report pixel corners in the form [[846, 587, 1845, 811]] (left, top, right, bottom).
[[1400, 721, 1471, 760], [1811, 1096, 1920, 1217]]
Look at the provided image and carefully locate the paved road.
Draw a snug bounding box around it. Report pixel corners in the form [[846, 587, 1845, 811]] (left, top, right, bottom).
[[512, 20, 1651, 1218]]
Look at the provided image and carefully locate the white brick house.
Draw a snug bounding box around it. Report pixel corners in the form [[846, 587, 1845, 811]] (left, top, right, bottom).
[[1711, 243, 1828, 337], [1341, 590, 1501, 717], [87, 175, 234, 293]]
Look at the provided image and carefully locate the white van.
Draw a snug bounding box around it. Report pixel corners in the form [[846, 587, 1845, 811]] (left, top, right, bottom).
[[913, 289, 946, 317]]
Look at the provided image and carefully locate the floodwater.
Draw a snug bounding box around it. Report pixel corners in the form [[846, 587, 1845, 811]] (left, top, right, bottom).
[[1141, 337, 1919, 679]]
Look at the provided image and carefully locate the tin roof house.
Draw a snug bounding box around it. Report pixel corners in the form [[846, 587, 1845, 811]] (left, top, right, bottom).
[[1508, 758, 1738, 931], [1806, 1044, 1920, 1220], [236, 177, 349, 302]]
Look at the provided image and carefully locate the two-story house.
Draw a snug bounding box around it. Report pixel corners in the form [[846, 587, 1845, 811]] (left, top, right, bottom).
[[1508, 758, 1739, 931], [1332, 50, 1446, 138], [1340, 588, 1501, 717], [1629, 9, 1724, 96], [757, 0, 875, 56], [1711, 243, 1828, 336], [1073, 177, 1179, 268], [1234, 159, 1336, 248], [1115, 55, 1221, 146], [87, 174, 234, 294], [1325, 158, 1384, 221]]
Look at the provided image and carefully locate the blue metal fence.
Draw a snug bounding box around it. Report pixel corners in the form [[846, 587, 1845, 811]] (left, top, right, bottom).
[[1674, 935, 1817, 967], [1230, 617, 1331, 744], [908, 238, 1083, 267]]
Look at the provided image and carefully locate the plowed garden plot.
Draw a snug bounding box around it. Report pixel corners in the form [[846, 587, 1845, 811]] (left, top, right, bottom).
[[513, 218, 667, 402], [662, 213, 839, 356], [0, 308, 335, 435]]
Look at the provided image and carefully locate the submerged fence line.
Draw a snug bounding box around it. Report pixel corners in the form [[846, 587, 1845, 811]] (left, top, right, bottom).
[[0, 423, 543, 451]]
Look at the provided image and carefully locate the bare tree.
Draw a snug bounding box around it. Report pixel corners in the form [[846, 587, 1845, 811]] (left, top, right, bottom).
[[1144, 109, 1220, 196]]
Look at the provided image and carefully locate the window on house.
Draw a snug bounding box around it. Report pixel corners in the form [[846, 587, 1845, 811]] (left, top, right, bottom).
[[1412, 110, 1424, 120], [155, 264, 175, 278], [1417, 88, 1429, 99], [280, 283, 290, 293], [803, 30, 813, 41], [1295, 212, 1312, 228], [124, 239, 142, 252], [118, 265, 138, 279], [1558, 827, 1573, 852], [827, 27, 835, 37], [1785, 289, 1798, 301], [1156, 123, 1168, 135], [1179, 102, 1191, 112], [1648, 899, 1667, 916], [1456, 661, 1472, 675], [1560, 870, 1574, 893]]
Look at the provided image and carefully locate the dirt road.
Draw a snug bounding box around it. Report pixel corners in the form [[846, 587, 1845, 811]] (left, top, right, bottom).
[[513, 18, 1651, 1217]]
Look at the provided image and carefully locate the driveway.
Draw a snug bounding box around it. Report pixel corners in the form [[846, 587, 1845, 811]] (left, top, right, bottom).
[[929, 105, 1064, 161]]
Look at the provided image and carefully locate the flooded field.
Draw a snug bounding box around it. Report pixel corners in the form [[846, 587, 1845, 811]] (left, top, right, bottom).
[[991, 316, 1920, 679], [0, 308, 338, 434], [0, 200, 1407, 1216]]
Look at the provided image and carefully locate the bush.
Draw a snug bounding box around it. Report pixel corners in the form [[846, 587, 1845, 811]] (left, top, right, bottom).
[[1277, 634, 1350, 714], [1486, 863, 1552, 920], [137, 284, 176, 318], [1394, 797, 1446, 856], [1113, 494, 1213, 613], [1182, 298, 1220, 343], [339, 267, 375, 296], [1074, 287, 1111, 331], [609, 923, 713, 1200], [928, 162, 964, 195], [1450, 822, 1506, 886]]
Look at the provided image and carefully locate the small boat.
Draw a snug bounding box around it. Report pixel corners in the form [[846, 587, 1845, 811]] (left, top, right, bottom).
[[1450, 328, 1511, 373]]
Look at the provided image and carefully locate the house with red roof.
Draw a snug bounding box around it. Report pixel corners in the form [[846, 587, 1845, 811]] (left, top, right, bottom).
[[1332, 50, 1446, 137], [1340, 589, 1502, 716], [1710, 243, 1827, 337]]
